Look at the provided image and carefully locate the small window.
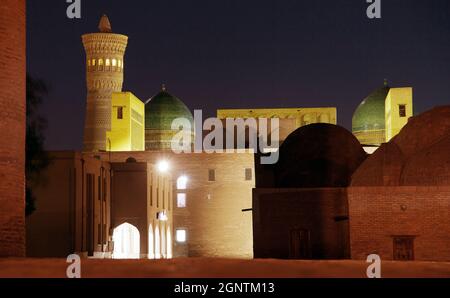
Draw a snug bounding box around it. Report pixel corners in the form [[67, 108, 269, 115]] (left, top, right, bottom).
[[98, 59, 104, 66], [92, 59, 96, 66], [245, 168, 253, 181], [105, 59, 111, 66], [177, 193, 186, 208], [112, 59, 117, 67], [399, 105, 407, 118], [393, 236, 415, 261], [118, 60, 122, 68], [208, 169, 216, 182], [117, 107, 123, 119], [177, 176, 188, 190], [176, 229, 187, 243]]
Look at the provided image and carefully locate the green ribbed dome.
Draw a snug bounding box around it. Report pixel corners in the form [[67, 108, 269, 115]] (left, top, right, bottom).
[[145, 88, 193, 131], [352, 85, 390, 132]]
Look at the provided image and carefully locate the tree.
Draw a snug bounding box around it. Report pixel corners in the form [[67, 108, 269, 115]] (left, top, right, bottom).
[[26, 74, 50, 216]]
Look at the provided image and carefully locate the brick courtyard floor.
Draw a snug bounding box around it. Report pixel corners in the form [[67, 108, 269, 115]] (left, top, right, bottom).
[[0, 258, 449, 278]]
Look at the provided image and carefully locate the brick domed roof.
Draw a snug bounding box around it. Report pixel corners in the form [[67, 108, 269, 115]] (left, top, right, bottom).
[[275, 123, 367, 188], [352, 106, 450, 186]]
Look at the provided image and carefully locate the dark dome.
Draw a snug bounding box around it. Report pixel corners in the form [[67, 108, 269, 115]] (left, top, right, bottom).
[[275, 123, 367, 188], [145, 89, 193, 131]]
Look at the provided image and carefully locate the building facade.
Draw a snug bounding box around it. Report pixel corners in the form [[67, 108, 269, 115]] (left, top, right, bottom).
[[0, 0, 26, 257], [352, 81, 413, 152], [26, 152, 173, 259], [217, 107, 337, 144], [90, 151, 256, 259], [106, 92, 145, 152]]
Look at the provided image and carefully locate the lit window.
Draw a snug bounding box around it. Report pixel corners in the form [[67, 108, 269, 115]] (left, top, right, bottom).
[[98, 59, 104, 66], [88, 60, 91, 67], [177, 176, 188, 190], [177, 193, 186, 208], [106, 59, 111, 66], [176, 229, 187, 243], [92, 59, 96, 66], [399, 105, 407, 118], [117, 107, 123, 119], [112, 59, 117, 67], [118, 60, 122, 68]]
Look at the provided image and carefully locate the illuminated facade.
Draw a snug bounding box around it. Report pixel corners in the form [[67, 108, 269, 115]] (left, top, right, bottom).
[[82, 15, 128, 152], [26, 152, 173, 259], [217, 107, 337, 143], [352, 81, 413, 151], [106, 92, 145, 152], [385, 87, 413, 142]]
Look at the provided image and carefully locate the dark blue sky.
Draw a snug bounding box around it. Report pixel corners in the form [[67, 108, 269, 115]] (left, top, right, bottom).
[[27, 0, 450, 150]]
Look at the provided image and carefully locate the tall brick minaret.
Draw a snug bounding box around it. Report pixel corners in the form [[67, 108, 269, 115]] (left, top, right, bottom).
[[0, 0, 26, 257], [82, 15, 128, 151]]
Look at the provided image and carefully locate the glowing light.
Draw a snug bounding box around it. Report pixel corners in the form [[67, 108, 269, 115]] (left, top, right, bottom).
[[176, 229, 187, 243], [112, 223, 140, 259], [157, 211, 168, 221], [157, 160, 170, 173]]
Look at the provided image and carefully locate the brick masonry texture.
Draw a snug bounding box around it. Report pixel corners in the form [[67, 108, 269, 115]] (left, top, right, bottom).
[[0, 0, 26, 257], [348, 186, 450, 261]]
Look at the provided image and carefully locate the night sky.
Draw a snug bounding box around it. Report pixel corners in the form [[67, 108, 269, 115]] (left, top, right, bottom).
[[27, 0, 450, 150]]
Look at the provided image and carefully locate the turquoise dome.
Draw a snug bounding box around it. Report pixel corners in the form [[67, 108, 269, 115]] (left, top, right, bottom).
[[352, 85, 390, 133], [145, 88, 193, 131]]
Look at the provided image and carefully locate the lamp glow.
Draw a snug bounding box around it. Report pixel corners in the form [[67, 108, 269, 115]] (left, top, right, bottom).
[[157, 160, 170, 173]]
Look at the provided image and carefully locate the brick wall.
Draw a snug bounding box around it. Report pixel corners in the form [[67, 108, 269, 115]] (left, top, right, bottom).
[[253, 188, 349, 259], [0, 0, 26, 257], [348, 187, 450, 261]]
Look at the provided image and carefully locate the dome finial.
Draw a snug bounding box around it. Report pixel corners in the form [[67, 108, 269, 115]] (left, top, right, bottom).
[[384, 78, 388, 87], [98, 14, 112, 33], [162, 84, 167, 92]]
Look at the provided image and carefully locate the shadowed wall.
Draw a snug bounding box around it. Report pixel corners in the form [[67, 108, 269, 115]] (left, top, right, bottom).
[[0, 0, 26, 257]]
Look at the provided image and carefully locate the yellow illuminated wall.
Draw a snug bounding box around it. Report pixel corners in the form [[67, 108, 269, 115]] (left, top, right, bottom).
[[106, 92, 145, 151], [217, 107, 337, 143], [385, 87, 413, 142]]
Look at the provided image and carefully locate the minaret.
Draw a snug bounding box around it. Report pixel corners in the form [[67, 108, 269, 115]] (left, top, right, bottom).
[[82, 15, 128, 151]]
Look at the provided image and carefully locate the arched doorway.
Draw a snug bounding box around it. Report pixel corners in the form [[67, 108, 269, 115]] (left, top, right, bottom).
[[112, 223, 140, 259], [148, 224, 154, 259]]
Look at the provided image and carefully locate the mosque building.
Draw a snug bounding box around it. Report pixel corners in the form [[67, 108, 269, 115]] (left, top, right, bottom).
[[24, 14, 450, 262], [352, 80, 413, 153]]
